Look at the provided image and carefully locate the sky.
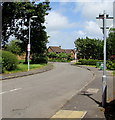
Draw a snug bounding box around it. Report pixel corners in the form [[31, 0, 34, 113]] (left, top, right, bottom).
[[43, 0, 115, 49]]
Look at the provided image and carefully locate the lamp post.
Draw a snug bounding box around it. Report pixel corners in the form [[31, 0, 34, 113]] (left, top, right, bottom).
[[28, 16, 37, 71], [96, 11, 113, 107], [75, 48, 78, 63]]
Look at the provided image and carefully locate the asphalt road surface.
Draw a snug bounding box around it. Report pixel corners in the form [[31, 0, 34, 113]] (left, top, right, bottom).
[[1, 62, 94, 118]]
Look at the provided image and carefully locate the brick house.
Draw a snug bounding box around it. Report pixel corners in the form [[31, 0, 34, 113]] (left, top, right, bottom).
[[64, 49, 76, 59], [48, 46, 76, 59]]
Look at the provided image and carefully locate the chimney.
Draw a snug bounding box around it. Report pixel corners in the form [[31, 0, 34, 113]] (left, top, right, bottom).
[[59, 46, 61, 48]]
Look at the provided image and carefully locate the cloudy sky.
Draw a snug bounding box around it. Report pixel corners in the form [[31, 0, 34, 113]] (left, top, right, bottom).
[[44, 0, 114, 49]]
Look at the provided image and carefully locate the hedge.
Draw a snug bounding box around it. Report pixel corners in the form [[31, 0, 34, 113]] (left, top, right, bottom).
[[31, 54, 48, 64], [1, 50, 18, 72], [107, 61, 115, 70], [78, 59, 103, 65], [78, 59, 115, 70]]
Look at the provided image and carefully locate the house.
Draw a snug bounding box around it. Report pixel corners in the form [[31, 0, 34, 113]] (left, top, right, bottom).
[[48, 46, 76, 59], [64, 49, 76, 59], [48, 46, 64, 54]]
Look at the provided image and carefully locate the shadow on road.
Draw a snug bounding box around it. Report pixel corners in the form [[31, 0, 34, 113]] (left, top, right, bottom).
[[79, 91, 102, 107], [79, 91, 115, 120]]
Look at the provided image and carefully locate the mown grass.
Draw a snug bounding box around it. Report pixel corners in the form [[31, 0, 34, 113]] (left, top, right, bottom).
[[113, 71, 115, 76], [4, 63, 46, 74]]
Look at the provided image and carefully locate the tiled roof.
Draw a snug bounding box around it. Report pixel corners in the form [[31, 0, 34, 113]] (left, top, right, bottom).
[[49, 46, 64, 53], [48, 46, 75, 54], [64, 49, 74, 54]]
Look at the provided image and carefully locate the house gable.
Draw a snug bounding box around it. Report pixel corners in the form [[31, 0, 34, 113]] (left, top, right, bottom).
[[48, 46, 76, 59]]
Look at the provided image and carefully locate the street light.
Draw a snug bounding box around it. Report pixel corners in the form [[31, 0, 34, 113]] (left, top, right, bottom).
[[74, 48, 78, 63], [96, 11, 113, 107], [28, 16, 38, 71]]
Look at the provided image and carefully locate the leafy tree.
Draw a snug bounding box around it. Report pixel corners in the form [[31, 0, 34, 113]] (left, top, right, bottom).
[[74, 37, 103, 60], [47, 52, 57, 59], [2, 2, 18, 47], [107, 28, 115, 59], [2, 2, 51, 63], [5, 40, 22, 55]]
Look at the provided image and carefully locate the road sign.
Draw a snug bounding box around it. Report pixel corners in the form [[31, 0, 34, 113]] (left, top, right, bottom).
[[27, 44, 31, 52]]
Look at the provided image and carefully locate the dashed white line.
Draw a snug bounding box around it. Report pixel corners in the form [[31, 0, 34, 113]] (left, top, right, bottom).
[[0, 88, 22, 95]]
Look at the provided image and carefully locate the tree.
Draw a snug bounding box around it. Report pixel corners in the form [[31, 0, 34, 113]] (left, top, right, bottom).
[[5, 40, 22, 55], [74, 37, 103, 60], [2, 2, 51, 63], [2, 2, 18, 47], [107, 28, 115, 59]]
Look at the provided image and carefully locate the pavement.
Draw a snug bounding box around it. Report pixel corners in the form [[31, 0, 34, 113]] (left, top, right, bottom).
[[1, 62, 115, 119], [51, 64, 114, 119]]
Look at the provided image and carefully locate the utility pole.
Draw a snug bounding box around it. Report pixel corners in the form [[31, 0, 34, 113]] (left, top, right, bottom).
[[96, 11, 113, 107], [113, 1, 115, 28]]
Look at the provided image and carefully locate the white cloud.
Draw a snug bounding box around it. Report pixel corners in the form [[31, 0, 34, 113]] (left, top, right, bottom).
[[74, 1, 113, 19], [50, 0, 114, 2], [47, 30, 78, 49], [76, 30, 86, 37], [84, 21, 103, 37], [46, 1, 114, 49], [45, 11, 78, 31]]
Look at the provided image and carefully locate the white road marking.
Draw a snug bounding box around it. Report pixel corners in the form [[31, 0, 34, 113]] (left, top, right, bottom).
[[87, 88, 99, 93], [0, 88, 22, 95]]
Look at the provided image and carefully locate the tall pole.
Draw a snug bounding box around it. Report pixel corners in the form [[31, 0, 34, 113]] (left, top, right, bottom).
[[102, 11, 107, 107], [28, 18, 31, 71], [96, 11, 113, 108], [27, 16, 37, 71]]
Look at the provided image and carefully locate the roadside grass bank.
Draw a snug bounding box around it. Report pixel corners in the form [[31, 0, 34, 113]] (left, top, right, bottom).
[[75, 59, 115, 76], [113, 71, 115, 76], [3, 63, 47, 74], [1, 63, 53, 80], [75, 59, 115, 70]]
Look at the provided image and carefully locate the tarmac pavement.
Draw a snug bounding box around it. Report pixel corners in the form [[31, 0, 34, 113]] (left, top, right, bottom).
[[55, 65, 114, 119]]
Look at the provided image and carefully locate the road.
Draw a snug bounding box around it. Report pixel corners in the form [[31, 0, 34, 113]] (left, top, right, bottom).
[[1, 62, 94, 118]]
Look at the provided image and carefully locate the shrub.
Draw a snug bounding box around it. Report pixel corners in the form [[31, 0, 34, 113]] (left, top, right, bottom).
[[78, 59, 103, 65], [1, 50, 18, 72], [0, 56, 2, 73], [47, 52, 57, 59], [31, 54, 48, 64], [48, 52, 73, 62], [48, 58, 71, 62], [78, 59, 115, 70], [107, 61, 115, 70]]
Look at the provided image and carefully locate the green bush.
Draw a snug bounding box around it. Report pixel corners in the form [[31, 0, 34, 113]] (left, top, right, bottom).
[[1, 50, 18, 72], [0, 56, 2, 73], [78, 59, 103, 65], [107, 61, 115, 70], [31, 54, 48, 64], [48, 58, 71, 62], [48, 53, 73, 62], [78, 59, 115, 70]]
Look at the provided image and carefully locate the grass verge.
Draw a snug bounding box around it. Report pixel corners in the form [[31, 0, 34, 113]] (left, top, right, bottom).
[[4, 63, 46, 74], [113, 71, 115, 76]]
